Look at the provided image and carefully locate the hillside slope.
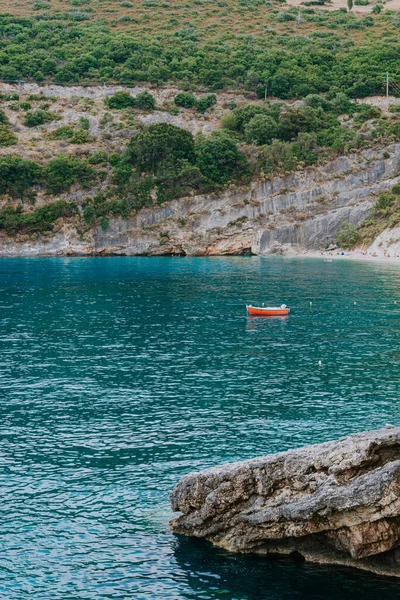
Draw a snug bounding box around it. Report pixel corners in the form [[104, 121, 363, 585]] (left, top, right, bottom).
[[1, 140, 399, 257]]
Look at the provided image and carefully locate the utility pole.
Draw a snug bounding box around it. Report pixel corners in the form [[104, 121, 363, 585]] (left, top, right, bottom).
[[386, 71, 389, 109]]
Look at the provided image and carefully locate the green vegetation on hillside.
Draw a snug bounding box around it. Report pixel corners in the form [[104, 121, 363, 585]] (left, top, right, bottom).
[[1, 91, 400, 237], [0, 12, 399, 98], [0, 200, 78, 235], [221, 95, 399, 174], [356, 188, 400, 246], [0, 122, 249, 234], [1, 0, 400, 241]]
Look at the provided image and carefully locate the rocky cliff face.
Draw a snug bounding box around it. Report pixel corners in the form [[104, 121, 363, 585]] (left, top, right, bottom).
[[1, 144, 400, 257], [170, 427, 400, 577]]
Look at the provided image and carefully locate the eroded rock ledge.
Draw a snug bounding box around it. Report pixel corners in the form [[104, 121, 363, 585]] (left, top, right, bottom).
[[170, 427, 400, 577]]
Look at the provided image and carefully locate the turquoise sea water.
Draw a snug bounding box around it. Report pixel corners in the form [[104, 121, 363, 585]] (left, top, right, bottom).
[[1, 256, 400, 599]]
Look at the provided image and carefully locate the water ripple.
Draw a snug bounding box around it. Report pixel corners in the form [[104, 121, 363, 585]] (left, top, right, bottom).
[[1, 257, 400, 598]]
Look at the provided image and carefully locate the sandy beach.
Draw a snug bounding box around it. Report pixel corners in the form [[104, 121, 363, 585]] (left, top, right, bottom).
[[293, 250, 400, 264]]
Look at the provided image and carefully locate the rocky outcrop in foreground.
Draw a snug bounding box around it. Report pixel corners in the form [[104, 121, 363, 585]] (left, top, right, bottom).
[[170, 427, 400, 577]]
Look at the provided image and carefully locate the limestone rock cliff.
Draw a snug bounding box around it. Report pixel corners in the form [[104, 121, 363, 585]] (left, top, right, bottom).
[[1, 143, 400, 256], [170, 427, 400, 577]]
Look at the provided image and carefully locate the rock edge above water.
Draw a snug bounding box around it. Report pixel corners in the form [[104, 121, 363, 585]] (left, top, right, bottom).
[[170, 427, 400, 577]]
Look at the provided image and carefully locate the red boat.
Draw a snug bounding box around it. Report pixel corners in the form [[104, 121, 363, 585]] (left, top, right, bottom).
[[246, 304, 290, 317]]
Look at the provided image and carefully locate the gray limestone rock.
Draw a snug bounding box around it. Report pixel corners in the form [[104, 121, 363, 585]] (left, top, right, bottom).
[[170, 428, 400, 577]]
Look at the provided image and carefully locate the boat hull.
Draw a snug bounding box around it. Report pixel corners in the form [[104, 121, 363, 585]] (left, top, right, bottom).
[[246, 306, 290, 316]]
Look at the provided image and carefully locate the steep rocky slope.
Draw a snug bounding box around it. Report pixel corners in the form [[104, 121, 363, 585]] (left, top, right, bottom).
[[1, 142, 399, 257]]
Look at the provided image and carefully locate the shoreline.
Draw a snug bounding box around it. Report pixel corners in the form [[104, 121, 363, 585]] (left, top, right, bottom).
[[1, 249, 400, 264], [291, 250, 400, 265]]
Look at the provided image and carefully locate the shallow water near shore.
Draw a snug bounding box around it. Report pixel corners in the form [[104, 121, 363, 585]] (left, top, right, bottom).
[[2, 256, 400, 599]]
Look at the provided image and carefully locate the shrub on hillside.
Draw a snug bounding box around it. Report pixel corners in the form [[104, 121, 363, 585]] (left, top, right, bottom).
[[0, 109, 9, 125], [196, 94, 217, 113], [232, 104, 281, 132], [79, 116, 90, 130], [195, 133, 248, 183], [292, 132, 317, 164], [335, 221, 360, 248], [128, 123, 195, 173], [279, 106, 321, 139], [174, 92, 197, 108], [24, 109, 55, 127], [261, 140, 296, 173], [0, 200, 78, 236], [0, 156, 42, 198], [375, 192, 396, 211], [88, 150, 108, 165], [105, 90, 155, 110], [71, 128, 90, 143], [331, 93, 354, 114], [0, 126, 17, 146], [221, 112, 238, 131], [132, 91, 156, 110], [51, 125, 75, 139], [303, 94, 333, 111], [105, 91, 136, 109], [244, 115, 279, 145], [44, 155, 97, 194]]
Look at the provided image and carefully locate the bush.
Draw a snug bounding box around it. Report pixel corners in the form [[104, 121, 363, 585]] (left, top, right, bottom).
[[132, 91, 156, 110], [79, 116, 90, 130], [0, 156, 42, 198], [83, 204, 96, 224], [105, 91, 136, 109], [71, 128, 90, 143], [353, 103, 381, 123], [375, 193, 396, 211], [24, 109, 54, 127], [279, 106, 320, 139], [174, 92, 197, 108], [221, 112, 238, 131], [331, 93, 354, 115], [51, 125, 75, 139], [1, 93, 19, 101], [292, 132, 317, 164], [44, 155, 97, 194], [196, 94, 217, 113], [261, 140, 296, 173], [0, 126, 17, 146], [335, 221, 360, 249], [232, 104, 280, 131], [109, 152, 121, 166], [88, 150, 108, 165], [244, 115, 278, 145], [392, 183, 400, 195], [0, 200, 78, 236], [105, 90, 155, 110], [100, 217, 110, 231], [129, 123, 195, 173], [0, 109, 9, 125], [195, 133, 248, 183], [303, 94, 332, 111]]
